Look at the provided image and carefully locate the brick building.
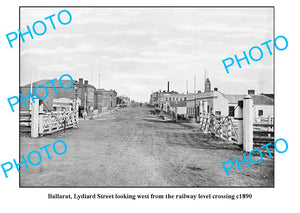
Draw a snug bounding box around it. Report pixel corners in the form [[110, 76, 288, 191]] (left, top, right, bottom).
[[78, 78, 96, 111], [117, 95, 130, 106], [95, 89, 117, 112], [20, 78, 118, 114]]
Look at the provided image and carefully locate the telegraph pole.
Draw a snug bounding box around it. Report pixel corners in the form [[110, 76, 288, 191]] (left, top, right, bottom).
[[30, 66, 36, 111], [194, 76, 196, 93], [98, 73, 100, 89], [186, 79, 188, 94]]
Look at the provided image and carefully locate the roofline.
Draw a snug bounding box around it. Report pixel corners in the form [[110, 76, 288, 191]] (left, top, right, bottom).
[[260, 94, 275, 102]]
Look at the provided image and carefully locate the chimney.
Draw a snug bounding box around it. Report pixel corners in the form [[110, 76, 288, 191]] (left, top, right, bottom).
[[79, 78, 83, 85], [167, 81, 169, 93], [84, 80, 88, 85], [248, 89, 255, 95], [214, 88, 218, 91]]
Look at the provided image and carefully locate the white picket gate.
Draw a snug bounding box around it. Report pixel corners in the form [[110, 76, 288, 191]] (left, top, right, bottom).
[[39, 111, 78, 135], [199, 114, 238, 143], [20, 97, 79, 137]]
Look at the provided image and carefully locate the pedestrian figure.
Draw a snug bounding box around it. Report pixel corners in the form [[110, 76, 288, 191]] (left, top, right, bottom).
[[83, 110, 87, 120], [62, 109, 67, 133], [38, 164, 44, 174]]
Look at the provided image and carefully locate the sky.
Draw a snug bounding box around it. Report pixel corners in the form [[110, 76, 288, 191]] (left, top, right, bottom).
[[20, 7, 273, 102]]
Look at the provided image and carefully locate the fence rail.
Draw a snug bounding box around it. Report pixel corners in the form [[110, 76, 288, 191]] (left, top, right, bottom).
[[20, 97, 79, 137], [39, 111, 78, 135], [185, 97, 274, 152], [253, 116, 274, 145], [20, 111, 31, 133], [197, 114, 274, 146], [199, 114, 239, 143]]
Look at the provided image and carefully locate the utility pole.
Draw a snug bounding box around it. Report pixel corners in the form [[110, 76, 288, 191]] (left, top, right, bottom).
[[98, 73, 100, 89], [204, 69, 207, 92], [84, 92, 87, 110], [30, 66, 36, 111], [186, 79, 188, 94], [194, 75, 197, 119], [194, 76, 196, 93]]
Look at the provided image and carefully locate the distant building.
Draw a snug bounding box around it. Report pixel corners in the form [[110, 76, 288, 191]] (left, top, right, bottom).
[[96, 89, 117, 112], [186, 90, 228, 117], [186, 89, 274, 118], [204, 78, 211, 93], [224, 90, 274, 117], [149, 90, 187, 111], [150, 91, 159, 107], [170, 101, 187, 117], [152, 79, 273, 120], [20, 77, 120, 114], [78, 78, 96, 111], [117, 95, 130, 106]]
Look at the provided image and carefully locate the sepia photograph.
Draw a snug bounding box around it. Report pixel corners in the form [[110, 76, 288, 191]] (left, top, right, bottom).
[[19, 7, 274, 187]]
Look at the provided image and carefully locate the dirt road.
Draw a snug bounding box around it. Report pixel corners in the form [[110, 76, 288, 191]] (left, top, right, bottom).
[[20, 106, 274, 187]]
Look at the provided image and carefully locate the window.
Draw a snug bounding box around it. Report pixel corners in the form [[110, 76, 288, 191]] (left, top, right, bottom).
[[215, 111, 221, 115], [165, 98, 168, 101], [258, 110, 263, 116], [228, 106, 235, 117]]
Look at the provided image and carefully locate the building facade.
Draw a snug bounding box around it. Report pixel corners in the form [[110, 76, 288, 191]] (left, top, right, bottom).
[[96, 89, 117, 112], [20, 78, 120, 114], [151, 78, 273, 121], [78, 78, 96, 111], [186, 89, 274, 119], [117, 95, 130, 106]]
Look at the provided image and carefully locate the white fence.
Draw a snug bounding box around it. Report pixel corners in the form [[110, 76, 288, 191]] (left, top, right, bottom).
[[196, 113, 239, 143], [170, 95, 273, 152], [39, 111, 78, 135], [20, 98, 79, 137]]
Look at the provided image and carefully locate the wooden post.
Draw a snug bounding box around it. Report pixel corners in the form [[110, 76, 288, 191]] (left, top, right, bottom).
[[31, 98, 39, 138], [38, 100, 44, 135], [203, 101, 207, 115], [39, 114, 44, 135], [39, 100, 43, 113], [243, 95, 253, 152], [175, 106, 178, 122], [203, 114, 208, 133], [227, 122, 232, 142], [199, 100, 203, 126], [237, 100, 243, 145], [203, 101, 208, 133], [199, 100, 203, 116]]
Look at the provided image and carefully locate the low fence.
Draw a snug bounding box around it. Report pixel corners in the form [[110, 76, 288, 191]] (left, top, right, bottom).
[[253, 116, 274, 146], [199, 114, 238, 143], [196, 113, 274, 147], [172, 95, 273, 152], [39, 111, 78, 135], [20, 97, 79, 137], [20, 111, 31, 133]]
